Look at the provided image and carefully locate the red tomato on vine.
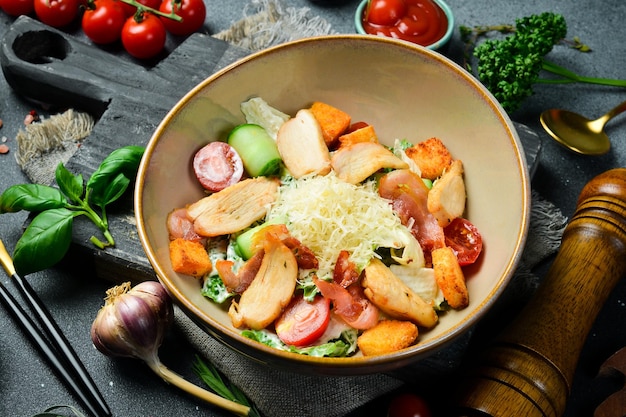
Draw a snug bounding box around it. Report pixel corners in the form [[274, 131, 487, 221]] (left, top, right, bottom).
[[114, 0, 135, 16], [82, 0, 126, 44], [137, 0, 159, 8], [34, 0, 80, 27], [0, 0, 35, 16], [158, 0, 205, 36], [117, 0, 160, 16], [121, 12, 166, 59]]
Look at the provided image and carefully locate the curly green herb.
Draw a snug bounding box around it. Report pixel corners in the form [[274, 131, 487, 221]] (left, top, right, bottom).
[[462, 12, 625, 113]]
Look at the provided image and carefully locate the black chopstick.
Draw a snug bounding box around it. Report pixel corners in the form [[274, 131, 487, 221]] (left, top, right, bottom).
[[0, 282, 107, 417], [0, 240, 111, 417]]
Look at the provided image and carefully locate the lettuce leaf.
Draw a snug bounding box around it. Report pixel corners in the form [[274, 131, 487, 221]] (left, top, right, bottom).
[[242, 328, 358, 357], [201, 237, 236, 304]]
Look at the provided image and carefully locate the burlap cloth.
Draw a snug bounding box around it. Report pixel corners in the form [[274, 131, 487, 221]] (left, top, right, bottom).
[[12, 1, 568, 415]]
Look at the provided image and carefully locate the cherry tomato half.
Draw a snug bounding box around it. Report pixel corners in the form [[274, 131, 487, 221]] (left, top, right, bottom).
[[121, 12, 166, 59], [444, 217, 483, 266], [193, 141, 244, 192], [365, 0, 407, 27], [387, 393, 432, 417], [158, 0, 205, 36], [0, 0, 35, 16], [34, 0, 80, 27], [82, 0, 126, 44], [275, 295, 331, 347]]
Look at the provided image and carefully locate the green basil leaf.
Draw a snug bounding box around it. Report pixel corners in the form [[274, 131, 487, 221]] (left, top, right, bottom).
[[0, 184, 67, 213], [13, 208, 75, 275], [86, 145, 144, 198], [55, 162, 84, 203], [90, 172, 130, 207]]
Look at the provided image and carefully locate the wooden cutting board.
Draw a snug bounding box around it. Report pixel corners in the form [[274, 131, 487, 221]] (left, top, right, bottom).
[[0, 15, 542, 283], [1, 16, 249, 281]]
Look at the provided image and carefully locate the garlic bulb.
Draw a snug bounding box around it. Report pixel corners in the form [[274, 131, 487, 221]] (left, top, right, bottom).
[[91, 281, 172, 363], [91, 281, 249, 416]]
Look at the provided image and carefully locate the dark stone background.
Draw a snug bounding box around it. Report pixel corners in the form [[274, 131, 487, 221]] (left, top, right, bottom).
[[1, 1, 624, 415]]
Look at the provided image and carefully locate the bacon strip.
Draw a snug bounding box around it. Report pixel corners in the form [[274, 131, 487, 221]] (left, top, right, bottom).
[[333, 250, 360, 288], [251, 224, 319, 270], [215, 250, 264, 293], [314, 277, 379, 330], [166, 208, 204, 242], [378, 169, 445, 260]]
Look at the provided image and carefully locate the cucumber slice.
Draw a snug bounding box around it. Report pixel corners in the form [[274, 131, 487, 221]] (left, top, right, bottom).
[[228, 124, 283, 177], [236, 217, 286, 260]]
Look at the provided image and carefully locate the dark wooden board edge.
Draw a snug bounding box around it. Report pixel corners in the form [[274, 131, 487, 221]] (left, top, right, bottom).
[[56, 34, 248, 282]]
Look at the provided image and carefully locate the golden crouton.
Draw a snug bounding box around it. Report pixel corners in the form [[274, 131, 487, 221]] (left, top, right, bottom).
[[309, 102, 351, 147], [405, 137, 453, 180], [432, 246, 468, 309], [357, 320, 418, 356], [169, 238, 212, 278], [337, 124, 378, 149]]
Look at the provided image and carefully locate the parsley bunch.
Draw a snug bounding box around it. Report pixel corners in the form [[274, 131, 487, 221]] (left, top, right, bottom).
[[463, 12, 626, 113]]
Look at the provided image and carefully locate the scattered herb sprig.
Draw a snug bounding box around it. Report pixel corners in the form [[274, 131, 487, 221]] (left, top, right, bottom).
[[460, 12, 626, 113], [193, 355, 263, 417], [31, 405, 87, 417], [30, 356, 260, 417], [0, 145, 145, 275], [84, 0, 183, 22]]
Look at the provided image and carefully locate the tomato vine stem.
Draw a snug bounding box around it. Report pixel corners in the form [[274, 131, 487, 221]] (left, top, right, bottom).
[[85, 0, 183, 21]]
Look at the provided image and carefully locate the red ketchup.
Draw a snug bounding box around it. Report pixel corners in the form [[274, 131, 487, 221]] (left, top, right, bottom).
[[362, 0, 448, 47]]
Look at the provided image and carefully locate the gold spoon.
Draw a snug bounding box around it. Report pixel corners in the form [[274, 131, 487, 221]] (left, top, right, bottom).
[[540, 99, 626, 155]]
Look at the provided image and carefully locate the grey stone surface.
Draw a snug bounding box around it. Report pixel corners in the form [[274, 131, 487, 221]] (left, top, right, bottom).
[[0, 1, 624, 416]]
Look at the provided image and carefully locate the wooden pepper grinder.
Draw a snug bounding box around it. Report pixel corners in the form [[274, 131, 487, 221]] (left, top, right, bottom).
[[454, 168, 626, 417]]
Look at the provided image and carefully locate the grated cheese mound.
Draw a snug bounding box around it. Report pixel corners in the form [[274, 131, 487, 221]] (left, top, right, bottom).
[[267, 172, 413, 280]]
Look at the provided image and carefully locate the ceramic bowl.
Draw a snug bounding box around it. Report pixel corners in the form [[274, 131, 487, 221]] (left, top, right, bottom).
[[354, 0, 454, 50], [135, 35, 530, 375]]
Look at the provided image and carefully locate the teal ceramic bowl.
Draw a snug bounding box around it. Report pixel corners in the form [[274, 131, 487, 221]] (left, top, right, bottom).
[[355, 0, 454, 51]]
